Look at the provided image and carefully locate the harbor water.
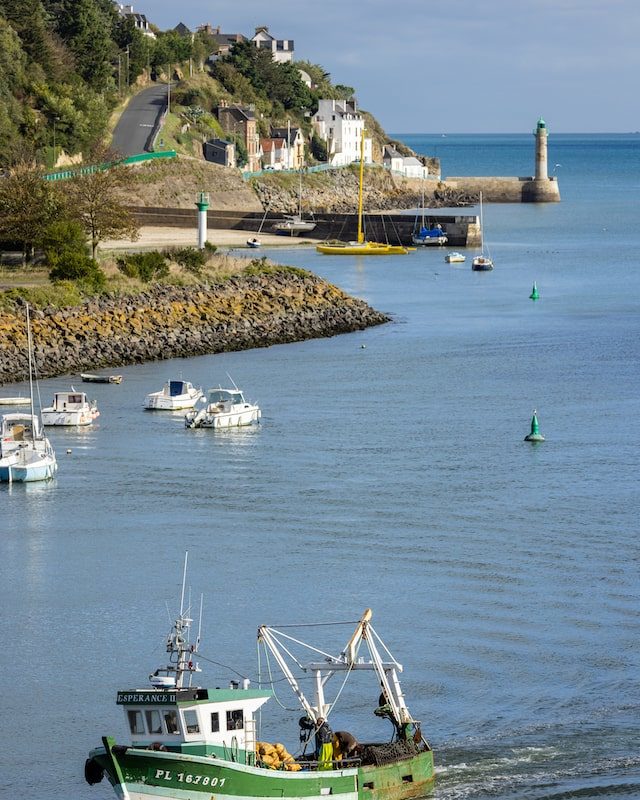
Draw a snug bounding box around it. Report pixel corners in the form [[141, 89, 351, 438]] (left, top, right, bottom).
[[1, 134, 639, 800]]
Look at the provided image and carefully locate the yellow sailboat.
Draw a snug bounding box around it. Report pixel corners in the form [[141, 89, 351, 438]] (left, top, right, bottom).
[[316, 131, 410, 255]]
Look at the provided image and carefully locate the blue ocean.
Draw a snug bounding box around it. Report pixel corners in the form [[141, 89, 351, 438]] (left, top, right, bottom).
[[1, 133, 639, 800]]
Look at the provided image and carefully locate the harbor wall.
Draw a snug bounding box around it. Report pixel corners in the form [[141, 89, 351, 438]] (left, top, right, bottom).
[[442, 176, 560, 203], [0, 271, 389, 384], [130, 207, 482, 247]]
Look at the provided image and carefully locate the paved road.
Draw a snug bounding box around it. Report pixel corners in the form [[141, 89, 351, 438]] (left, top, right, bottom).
[[111, 83, 169, 157]]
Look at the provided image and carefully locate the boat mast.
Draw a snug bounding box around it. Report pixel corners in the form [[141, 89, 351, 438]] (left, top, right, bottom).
[[357, 130, 366, 244], [479, 191, 484, 254], [25, 304, 35, 444]]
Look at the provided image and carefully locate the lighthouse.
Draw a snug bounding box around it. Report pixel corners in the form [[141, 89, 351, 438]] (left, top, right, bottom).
[[534, 117, 548, 181], [195, 192, 210, 250]]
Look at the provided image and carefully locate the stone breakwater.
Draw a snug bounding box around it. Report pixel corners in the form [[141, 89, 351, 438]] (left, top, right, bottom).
[[0, 271, 390, 384]]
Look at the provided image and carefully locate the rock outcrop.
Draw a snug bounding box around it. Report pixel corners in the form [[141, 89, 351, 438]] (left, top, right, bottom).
[[0, 270, 389, 383]]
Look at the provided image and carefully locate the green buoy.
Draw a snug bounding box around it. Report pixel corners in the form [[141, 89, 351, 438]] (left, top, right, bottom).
[[529, 282, 539, 300], [524, 410, 545, 442]]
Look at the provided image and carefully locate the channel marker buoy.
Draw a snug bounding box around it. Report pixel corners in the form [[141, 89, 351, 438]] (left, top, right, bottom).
[[529, 282, 539, 300], [524, 410, 545, 442]]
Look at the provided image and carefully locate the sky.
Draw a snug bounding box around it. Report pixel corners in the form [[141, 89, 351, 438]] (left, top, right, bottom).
[[142, 0, 639, 134]]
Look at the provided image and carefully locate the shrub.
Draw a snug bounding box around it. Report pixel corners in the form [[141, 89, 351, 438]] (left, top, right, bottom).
[[42, 220, 89, 263], [163, 246, 207, 274], [49, 251, 107, 292], [116, 251, 169, 282]]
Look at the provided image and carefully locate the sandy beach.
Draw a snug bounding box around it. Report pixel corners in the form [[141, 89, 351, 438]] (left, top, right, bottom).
[[102, 226, 316, 252]]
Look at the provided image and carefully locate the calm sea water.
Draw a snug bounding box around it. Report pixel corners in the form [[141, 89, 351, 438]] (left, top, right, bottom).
[[1, 134, 639, 800]]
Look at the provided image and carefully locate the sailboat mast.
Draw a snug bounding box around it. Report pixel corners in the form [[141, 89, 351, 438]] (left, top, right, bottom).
[[479, 191, 484, 253], [26, 304, 35, 443], [357, 130, 366, 244]]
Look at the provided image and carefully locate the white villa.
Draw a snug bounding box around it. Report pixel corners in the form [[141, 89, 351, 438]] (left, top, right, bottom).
[[312, 99, 372, 166], [251, 26, 294, 63]]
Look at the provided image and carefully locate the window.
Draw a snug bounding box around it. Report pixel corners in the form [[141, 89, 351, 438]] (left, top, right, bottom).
[[226, 709, 244, 730], [184, 710, 200, 734], [127, 709, 145, 735], [164, 710, 179, 734], [211, 712, 220, 733], [145, 710, 163, 735]]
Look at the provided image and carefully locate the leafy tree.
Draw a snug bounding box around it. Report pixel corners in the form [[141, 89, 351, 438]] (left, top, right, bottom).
[[64, 154, 139, 258], [52, 0, 115, 90], [215, 41, 312, 112], [0, 162, 62, 264], [151, 30, 192, 71], [310, 132, 328, 162]]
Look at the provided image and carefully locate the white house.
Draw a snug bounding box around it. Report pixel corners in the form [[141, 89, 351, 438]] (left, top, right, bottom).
[[260, 137, 289, 170], [251, 26, 294, 63], [114, 3, 156, 38], [312, 99, 372, 166], [382, 145, 429, 179]]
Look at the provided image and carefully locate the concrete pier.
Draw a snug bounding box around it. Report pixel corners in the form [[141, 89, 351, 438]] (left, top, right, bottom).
[[441, 118, 560, 203]]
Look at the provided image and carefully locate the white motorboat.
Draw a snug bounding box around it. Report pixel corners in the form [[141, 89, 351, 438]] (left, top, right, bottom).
[[0, 396, 30, 405], [445, 251, 466, 263], [185, 386, 261, 429], [144, 380, 203, 411], [42, 389, 100, 426], [0, 305, 57, 483]]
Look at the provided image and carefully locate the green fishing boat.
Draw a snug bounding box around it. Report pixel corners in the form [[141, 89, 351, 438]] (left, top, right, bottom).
[[85, 556, 435, 800]]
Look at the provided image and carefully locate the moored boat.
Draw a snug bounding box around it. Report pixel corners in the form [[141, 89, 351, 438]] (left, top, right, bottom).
[[81, 373, 123, 384], [144, 380, 203, 411], [0, 305, 57, 483], [471, 193, 494, 271], [0, 396, 30, 405], [41, 389, 99, 426], [85, 557, 435, 800], [247, 237, 261, 248], [317, 132, 410, 256], [444, 252, 466, 263], [411, 185, 447, 246], [185, 385, 261, 429]]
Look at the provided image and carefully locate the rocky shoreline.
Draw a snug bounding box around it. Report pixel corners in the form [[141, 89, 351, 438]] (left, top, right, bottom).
[[0, 270, 390, 384]]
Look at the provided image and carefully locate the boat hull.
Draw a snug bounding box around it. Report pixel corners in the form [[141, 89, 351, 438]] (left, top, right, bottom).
[[471, 257, 494, 271], [186, 407, 261, 429], [316, 242, 409, 256], [145, 394, 202, 411], [41, 409, 99, 426], [411, 235, 447, 246], [89, 741, 434, 800], [0, 451, 57, 482]]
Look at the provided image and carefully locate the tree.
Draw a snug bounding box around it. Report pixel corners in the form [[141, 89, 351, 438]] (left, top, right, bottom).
[[53, 0, 115, 90], [0, 161, 62, 264], [64, 156, 139, 258]]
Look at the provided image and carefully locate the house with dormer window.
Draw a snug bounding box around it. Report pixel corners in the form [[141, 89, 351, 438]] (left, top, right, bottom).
[[251, 26, 294, 63], [270, 126, 304, 169], [312, 99, 371, 166], [114, 3, 156, 38]]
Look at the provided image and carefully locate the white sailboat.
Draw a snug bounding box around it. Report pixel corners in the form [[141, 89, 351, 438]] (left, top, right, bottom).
[[472, 192, 494, 271], [0, 305, 57, 483], [272, 171, 317, 235]]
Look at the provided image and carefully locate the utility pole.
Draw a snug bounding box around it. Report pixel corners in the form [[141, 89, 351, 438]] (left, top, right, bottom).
[[167, 63, 171, 114], [126, 46, 130, 89]]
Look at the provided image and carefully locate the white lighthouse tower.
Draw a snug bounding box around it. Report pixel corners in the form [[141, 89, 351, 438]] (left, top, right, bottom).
[[534, 117, 548, 181]]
